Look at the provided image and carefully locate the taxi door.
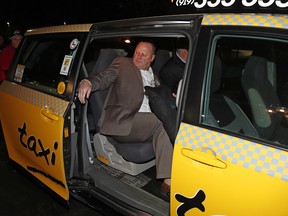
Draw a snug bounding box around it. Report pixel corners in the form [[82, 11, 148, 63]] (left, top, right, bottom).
[[171, 14, 288, 216], [0, 31, 88, 203]]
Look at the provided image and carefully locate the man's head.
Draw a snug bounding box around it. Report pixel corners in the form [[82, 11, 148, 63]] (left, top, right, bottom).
[[176, 48, 188, 63], [9, 30, 23, 49], [133, 41, 155, 70], [176, 37, 189, 63]]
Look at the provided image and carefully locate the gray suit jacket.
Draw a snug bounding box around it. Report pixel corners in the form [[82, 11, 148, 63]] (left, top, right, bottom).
[[88, 57, 145, 136]]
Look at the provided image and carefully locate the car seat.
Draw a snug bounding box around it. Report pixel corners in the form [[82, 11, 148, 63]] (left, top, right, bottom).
[[152, 49, 171, 78], [241, 56, 288, 143], [208, 55, 258, 137], [87, 48, 155, 175]]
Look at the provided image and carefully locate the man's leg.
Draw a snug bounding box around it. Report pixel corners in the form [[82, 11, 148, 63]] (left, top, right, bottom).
[[112, 112, 173, 179]]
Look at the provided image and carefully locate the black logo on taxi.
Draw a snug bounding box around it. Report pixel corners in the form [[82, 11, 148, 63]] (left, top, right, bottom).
[[175, 189, 206, 216], [18, 122, 58, 166]]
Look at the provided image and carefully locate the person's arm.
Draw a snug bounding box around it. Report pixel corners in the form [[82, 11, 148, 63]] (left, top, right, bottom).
[[88, 56, 121, 91], [77, 79, 92, 104], [77, 57, 121, 103]]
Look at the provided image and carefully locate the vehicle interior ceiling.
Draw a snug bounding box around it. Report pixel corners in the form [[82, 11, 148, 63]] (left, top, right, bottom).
[[214, 36, 288, 145], [74, 36, 186, 208]]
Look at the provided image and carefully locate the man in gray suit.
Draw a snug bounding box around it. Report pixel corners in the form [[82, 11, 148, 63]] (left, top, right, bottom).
[[78, 40, 172, 195]]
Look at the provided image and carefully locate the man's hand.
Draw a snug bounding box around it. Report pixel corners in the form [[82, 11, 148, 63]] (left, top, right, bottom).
[[78, 79, 92, 104]]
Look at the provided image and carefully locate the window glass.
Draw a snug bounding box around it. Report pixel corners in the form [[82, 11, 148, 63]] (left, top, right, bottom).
[[14, 35, 82, 96], [203, 35, 288, 147]]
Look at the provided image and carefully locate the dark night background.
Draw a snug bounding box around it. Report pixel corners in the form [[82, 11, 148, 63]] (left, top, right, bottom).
[[1, 0, 172, 39], [3, 1, 285, 40]]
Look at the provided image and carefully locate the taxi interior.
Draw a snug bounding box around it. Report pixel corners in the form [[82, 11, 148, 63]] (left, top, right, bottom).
[[69, 33, 288, 214], [69, 35, 187, 215]]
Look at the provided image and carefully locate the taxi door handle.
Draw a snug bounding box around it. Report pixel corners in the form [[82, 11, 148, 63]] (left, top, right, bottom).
[[181, 148, 227, 169], [41, 109, 59, 121]]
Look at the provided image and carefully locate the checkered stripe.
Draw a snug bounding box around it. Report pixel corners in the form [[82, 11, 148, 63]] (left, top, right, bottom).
[[0, 82, 69, 116], [176, 123, 288, 182], [202, 13, 288, 30]]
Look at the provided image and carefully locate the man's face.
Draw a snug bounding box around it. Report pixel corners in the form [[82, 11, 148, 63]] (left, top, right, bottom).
[[133, 42, 155, 70], [11, 36, 22, 49]]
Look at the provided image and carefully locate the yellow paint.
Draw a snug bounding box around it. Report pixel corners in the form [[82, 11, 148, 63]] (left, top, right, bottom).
[[64, 127, 69, 138], [0, 82, 68, 116], [171, 123, 288, 215], [0, 81, 69, 201], [97, 154, 109, 164], [57, 82, 66, 95], [202, 13, 288, 30]]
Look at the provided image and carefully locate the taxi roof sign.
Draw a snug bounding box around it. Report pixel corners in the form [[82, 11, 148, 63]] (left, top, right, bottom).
[[169, 0, 288, 14]]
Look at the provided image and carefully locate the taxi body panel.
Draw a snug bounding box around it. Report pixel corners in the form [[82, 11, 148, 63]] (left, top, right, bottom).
[[170, 12, 288, 216], [0, 81, 69, 200], [1, 9, 288, 216], [171, 124, 288, 215]]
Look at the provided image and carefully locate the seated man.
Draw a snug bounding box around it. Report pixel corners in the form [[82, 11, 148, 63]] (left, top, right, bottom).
[[160, 39, 189, 95], [145, 38, 189, 143], [78, 40, 173, 196]]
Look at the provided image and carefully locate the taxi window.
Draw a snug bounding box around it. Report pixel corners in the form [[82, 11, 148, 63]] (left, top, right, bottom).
[[203, 35, 288, 147], [14, 35, 81, 97]]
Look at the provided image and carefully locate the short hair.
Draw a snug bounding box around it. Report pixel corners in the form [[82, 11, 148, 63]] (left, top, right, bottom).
[[137, 39, 156, 54], [177, 38, 189, 50], [176, 48, 187, 55]]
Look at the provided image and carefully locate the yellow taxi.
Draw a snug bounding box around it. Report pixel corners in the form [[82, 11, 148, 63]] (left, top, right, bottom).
[[0, 2, 288, 215]]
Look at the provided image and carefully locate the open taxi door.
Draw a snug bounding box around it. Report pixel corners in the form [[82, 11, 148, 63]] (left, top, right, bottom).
[[0, 81, 70, 202], [0, 25, 91, 204]]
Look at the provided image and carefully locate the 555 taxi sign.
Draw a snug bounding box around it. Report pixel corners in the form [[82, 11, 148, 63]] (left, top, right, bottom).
[[170, 0, 288, 13]]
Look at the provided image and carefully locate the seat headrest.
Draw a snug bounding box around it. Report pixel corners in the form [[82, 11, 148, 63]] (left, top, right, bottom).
[[242, 55, 282, 139], [152, 49, 171, 77], [242, 56, 279, 103], [242, 56, 268, 88], [89, 49, 120, 76]]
